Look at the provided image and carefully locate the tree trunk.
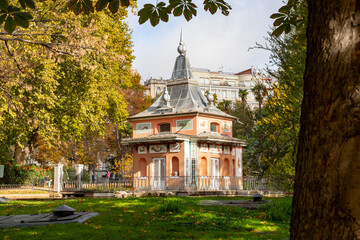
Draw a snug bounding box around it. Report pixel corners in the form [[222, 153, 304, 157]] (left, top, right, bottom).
[[242, 100, 247, 136], [13, 143, 30, 164], [13, 128, 38, 164], [291, 1, 360, 239]]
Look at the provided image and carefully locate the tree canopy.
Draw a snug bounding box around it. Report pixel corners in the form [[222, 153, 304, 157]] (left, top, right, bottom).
[[0, 1, 135, 163]]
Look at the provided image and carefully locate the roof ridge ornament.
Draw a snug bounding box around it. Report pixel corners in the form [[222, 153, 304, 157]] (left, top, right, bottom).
[[177, 28, 186, 56], [207, 85, 214, 106], [163, 83, 171, 107]]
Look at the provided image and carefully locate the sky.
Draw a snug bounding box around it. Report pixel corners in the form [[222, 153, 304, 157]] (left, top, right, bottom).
[[127, 0, 284, 80]]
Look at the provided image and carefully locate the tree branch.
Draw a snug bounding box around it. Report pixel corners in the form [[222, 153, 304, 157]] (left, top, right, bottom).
[[4, 41, 24, 74], [0, 36, 98, 56]]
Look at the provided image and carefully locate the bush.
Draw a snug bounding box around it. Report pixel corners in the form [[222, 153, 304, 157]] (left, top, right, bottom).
[[0, 162, 29, 184], [0, 160, 53, 185], [259, 197, 292, 222]]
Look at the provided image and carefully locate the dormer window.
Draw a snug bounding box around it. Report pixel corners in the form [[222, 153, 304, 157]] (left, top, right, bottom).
[[159, 123, 171, 133], [210, 122, 219, 133]]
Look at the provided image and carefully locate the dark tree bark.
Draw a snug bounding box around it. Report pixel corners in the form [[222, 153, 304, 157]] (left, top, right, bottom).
[[291, 0, 360, 239], [13, 128, 39, 164]]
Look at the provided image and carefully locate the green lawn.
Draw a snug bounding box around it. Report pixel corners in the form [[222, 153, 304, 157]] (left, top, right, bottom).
[[0, 189, 49, 195], [0, 196, 290, 240]]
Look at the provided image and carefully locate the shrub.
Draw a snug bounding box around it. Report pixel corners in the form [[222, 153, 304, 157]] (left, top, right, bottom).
[[0, 160, 53, 185], [0, 162, 29, 184], [259, 197, 292, 222]]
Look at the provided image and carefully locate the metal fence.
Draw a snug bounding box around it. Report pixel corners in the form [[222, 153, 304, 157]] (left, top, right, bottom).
[[0, 178, 54, 190], [134, 176, 243, 191], [62, 178, 133, 192], [1, 176, 291, 193], [133, 176, 291, 192], [243, 176, 293, 192]]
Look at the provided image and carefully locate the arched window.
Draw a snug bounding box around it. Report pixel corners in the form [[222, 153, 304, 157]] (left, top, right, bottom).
[[200, 157, 208, 176], [223, 158, 230, 176], [210, 122, 220, 133], [139, 158, 147, 177], [172, 157, 179, 176], [159, 123, 171, 133]]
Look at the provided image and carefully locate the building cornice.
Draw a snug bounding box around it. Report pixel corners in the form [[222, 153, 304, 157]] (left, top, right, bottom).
[[128, 111, 236, 121]]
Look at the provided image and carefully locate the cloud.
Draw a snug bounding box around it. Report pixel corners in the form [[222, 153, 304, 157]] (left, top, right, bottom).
[[128, 0, 284, 80]]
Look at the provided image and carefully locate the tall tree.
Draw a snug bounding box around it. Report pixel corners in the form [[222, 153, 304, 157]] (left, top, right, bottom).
[[217, 99, 232, 114], [238, 89, 248, 135], [251, 81, 267, 120], [290, 0, 360, 238], [0, 2, 134, 163], [244, 17, 307, 187]]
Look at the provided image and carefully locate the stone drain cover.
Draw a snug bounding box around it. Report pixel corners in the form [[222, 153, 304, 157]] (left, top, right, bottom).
[[0, 205, 99, 228]]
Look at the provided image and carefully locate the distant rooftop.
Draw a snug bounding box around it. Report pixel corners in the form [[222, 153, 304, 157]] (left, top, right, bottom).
[[192, 67, 253, 76]]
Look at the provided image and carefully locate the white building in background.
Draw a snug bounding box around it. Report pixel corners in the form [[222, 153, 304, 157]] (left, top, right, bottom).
[[144, 67, 274, 109]]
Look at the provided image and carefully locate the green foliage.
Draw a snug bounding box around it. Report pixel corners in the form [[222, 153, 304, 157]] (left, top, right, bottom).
[[259, 197, 292, 222], [0, 161, 53, 184], [251, 82, 267, 120], [244, 7, 306, 180], [271, 0, 307, 41], [63, 166, 76, 181], [0, 0, 231, 32], [0, 1, 34, 33], [216, 99, 232, 114], [231, 100, 254, 139], [138, 2, 171, 26], [137, 0, 231, 26], [242, 0, 306, 181], [0, 161, 29, 184], [0, 2, 134, 163], [203, 0, 231, 15]]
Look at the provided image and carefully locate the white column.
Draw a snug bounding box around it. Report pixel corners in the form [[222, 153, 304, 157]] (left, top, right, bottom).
[[235, 148, 243, 190], [75, 164, 84, 191], [54, 163, 63, 193]]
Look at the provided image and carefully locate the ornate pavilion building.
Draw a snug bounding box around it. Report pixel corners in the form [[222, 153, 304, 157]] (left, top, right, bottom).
[[123, 33, 246, 192]]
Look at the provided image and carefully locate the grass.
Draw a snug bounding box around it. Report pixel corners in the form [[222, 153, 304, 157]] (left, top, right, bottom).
[[258, 197, 292, 222], [0, 189, 49, 195], [0, 196, 291, 240]]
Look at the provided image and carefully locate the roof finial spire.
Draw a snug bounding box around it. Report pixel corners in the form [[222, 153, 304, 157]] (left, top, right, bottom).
[[180, 28, 184, 43], [177, 28, 186, 56]]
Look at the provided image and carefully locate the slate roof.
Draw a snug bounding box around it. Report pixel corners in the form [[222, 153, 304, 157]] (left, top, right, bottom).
[[129, 78, 235, 120], [129, 31, 236, 120]]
